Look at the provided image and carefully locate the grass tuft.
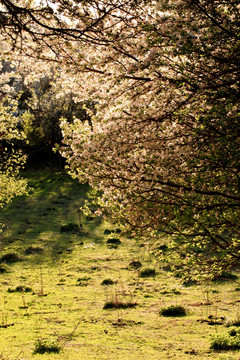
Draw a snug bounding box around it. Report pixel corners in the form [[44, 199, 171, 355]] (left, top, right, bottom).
[[210, 333, 240, 351], [160, 305, 187, 317], [101, 278, 115, 286], [7, 286, 33, 293], [25, 246, 44, 255], [107, 238, 121, 245], [0, 253, 22, 264], [139, 268, 156, 278], [0, 264, 9, 273], [128, 260, 142, 269], [60, 223, 80, 233], [33, 339, 61, 354]]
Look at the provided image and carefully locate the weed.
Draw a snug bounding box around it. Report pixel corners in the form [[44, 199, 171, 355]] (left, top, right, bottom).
[[139, 268, 156, 278], [160, 305, 187, 317], [33, 339, 61, 354]]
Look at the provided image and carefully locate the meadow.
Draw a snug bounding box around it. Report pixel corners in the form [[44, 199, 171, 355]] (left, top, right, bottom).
[[0, 170, 239, 360]]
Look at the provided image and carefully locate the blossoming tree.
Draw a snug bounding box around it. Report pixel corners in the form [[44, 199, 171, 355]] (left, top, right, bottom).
[[0, 0, 239, 278]]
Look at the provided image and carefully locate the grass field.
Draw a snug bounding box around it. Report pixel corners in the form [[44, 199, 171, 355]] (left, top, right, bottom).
[[0, 169, 239, 360]]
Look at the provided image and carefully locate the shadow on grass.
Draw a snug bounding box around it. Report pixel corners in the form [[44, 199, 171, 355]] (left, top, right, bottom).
[[0, 169, 104, 265]]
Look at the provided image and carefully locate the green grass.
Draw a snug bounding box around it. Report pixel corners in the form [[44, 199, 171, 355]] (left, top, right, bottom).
[[0, 169, 240, 359]]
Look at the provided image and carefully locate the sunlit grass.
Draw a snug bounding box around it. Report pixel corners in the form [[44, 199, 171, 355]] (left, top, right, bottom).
[[0, 169, 239, 359]]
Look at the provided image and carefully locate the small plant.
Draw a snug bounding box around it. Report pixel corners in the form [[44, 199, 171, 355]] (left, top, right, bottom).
[[160, 305, 187, 317], [140, 268, 156, 278], [33, 339, 61, 354], [101, 279, 115, 286]]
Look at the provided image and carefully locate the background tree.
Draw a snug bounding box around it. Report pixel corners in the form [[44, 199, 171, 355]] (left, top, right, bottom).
[[0, 99, 28, 208], [0, 0, 239, 278]]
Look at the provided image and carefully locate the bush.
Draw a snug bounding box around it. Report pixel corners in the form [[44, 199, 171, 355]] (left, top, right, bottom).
[[33, 339, 61, 354], [160, 305, 186, 317]]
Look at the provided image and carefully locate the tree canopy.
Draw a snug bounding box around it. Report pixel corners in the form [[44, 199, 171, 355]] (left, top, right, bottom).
[[0, 0, 239, 279]]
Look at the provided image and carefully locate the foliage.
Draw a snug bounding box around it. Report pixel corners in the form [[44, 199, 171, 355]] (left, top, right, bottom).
[[0, 100, 28, 207], [59, 0, 240, 278], [0, 1, 239, 277]]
